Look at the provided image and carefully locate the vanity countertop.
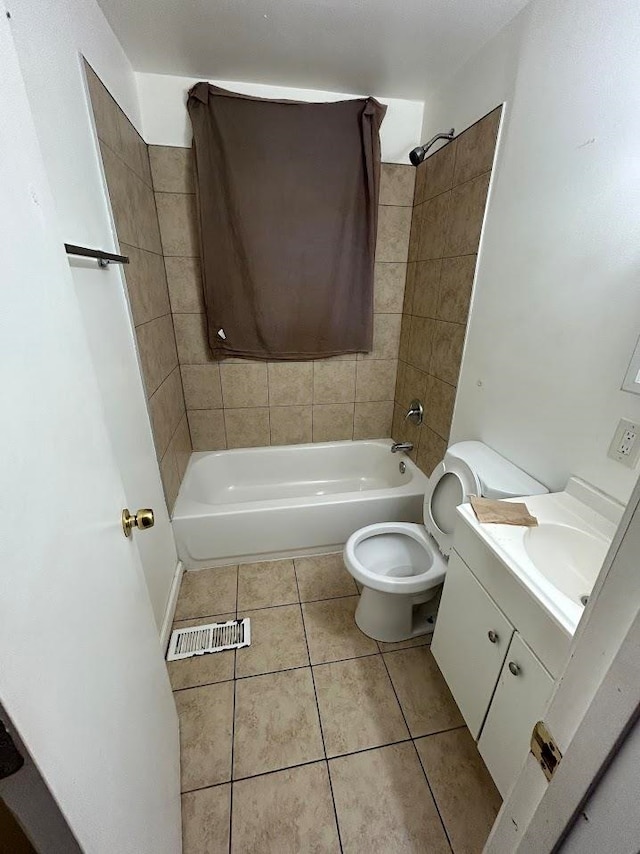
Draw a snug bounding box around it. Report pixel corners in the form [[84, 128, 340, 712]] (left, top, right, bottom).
[[456, 477, 623, 636]]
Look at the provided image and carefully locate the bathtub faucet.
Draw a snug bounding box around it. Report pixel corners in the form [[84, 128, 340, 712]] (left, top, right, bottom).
[[391, 442, 413, 454]]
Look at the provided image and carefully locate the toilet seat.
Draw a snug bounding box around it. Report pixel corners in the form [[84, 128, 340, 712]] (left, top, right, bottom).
[[342, 441, 548, 643], [344, 522, 446, 594], [424, 457, 480, 556]]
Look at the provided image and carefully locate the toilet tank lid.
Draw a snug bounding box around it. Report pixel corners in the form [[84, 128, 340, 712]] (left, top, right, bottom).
[[446, 441, 548, 499]]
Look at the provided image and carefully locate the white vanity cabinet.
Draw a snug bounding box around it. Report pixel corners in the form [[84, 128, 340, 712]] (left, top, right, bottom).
[[432, 521, 568, 797], [430, 551, 514, 738], [478, 632, 554, 796]]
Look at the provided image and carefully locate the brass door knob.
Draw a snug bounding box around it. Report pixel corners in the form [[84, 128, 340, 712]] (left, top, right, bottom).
[[122, 508, 155, 538]]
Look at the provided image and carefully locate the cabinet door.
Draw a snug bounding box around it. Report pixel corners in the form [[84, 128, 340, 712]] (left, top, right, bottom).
[[431, 550, 514, 738], [478, 632, 555, 797]]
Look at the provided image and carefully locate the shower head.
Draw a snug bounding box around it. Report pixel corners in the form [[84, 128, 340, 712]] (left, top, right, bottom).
[[409, 129, 455, 166]]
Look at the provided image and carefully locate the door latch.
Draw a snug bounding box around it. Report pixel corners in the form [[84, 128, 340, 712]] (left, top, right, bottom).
[[531, 720, 562, 782]]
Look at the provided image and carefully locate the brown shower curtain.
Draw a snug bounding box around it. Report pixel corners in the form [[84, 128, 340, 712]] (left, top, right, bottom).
[[187, 83, 386, 360]]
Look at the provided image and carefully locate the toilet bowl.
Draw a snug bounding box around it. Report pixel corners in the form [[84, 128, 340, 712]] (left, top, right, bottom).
[[343, 441, 548, 642], [345, 522, 446, 642]]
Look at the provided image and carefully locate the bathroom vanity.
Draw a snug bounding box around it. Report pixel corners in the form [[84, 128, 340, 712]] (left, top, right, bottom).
[[431, 478, 622, 797]]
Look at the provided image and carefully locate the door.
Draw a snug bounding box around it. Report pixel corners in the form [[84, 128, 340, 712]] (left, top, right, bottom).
[[485, 474, 640, 851], [0, 14, 180, 854], [478, 633, 554, 796], [431, 551, 514, 737], [7, 0, 178, 635]]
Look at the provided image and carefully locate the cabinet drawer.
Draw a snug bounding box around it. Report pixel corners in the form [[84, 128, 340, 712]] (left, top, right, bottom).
[[478, 632, 554, 797], [431, 551, 514, 738]]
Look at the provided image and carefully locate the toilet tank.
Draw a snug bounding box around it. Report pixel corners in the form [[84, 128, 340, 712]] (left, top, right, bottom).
[[446, 441, 548, 499]]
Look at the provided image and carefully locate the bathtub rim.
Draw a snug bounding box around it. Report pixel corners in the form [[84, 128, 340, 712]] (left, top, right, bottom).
[[172, 438, 428, 520]]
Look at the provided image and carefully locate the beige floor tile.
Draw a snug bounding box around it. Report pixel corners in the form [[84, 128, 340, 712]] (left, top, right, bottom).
[[416, 728, 501, 854], [168, 614, 235, 690], [176, 681, 234, 791], [231, 762, 340, 853], [233, 668, 324, 779], [237, 559, 298, 611], [294, 553, 358, 602], [235, 604, 309, 678], [182, 784, 230, 854], [174, 566, 238, 621], [302, 596, 378, 664], [314, 656, 409, 756], [376, 633, 432, 653], [329, 743, 450, 853], [383, 647, 464, 737]]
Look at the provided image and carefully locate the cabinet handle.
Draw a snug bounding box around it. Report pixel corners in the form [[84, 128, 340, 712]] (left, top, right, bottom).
[[508, 661, 521, 676], [487, 630, 499, 644]]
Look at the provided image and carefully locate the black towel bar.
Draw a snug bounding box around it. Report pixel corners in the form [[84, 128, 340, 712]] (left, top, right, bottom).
[[64, 243, 129, 267]]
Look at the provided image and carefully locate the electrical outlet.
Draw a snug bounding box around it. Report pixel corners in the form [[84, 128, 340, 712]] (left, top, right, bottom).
[[608, 418, 640, 468]]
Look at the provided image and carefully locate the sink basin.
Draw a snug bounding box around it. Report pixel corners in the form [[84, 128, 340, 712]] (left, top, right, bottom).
[[523, 523, 609, 606]]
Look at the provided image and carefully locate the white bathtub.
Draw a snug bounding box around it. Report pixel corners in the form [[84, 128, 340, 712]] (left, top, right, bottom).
[[172, 439, 429, 568]]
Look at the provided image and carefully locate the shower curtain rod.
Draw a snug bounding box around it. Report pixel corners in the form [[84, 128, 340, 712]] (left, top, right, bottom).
[[64, 243, 129, 268]]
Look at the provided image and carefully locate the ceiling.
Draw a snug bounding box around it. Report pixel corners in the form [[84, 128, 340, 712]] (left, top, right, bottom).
[[97, 0, 529, 101]]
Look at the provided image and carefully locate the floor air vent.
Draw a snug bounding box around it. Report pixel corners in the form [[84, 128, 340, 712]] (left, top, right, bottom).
[[167, 618, 251, 661]]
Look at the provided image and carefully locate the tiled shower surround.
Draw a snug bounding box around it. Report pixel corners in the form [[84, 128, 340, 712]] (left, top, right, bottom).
[[392, 107, 502, 475], [86, 64, 191, 512], [89, 56, 500, 509], [88, 59, 415, 508], [148, 149, 415, 450]]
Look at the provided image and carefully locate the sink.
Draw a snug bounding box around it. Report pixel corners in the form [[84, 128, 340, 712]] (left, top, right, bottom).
[[523, 523, 609, 606], [457, 479, 623, 635]]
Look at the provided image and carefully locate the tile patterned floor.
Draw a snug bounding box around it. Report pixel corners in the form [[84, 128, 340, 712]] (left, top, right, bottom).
[[169, 554, 501, 854]]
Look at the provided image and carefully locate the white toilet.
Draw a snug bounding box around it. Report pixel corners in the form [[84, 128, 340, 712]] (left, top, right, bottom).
[[343, 441, 547, 642]]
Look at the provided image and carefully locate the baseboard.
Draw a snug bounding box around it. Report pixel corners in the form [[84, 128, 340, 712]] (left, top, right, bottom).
[[160, 561, 184, 652]]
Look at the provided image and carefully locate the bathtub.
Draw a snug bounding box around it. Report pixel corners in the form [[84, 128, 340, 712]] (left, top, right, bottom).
[[172, 439, 429, 568]]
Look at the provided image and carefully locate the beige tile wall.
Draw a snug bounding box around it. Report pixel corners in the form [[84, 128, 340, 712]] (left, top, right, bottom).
[[86, 64, 191, 512], [148, 149, 415, 450], [392, 107, 502, 475]]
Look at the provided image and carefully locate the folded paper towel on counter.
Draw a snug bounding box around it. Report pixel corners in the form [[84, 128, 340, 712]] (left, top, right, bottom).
[[470, 496, 538, 527]]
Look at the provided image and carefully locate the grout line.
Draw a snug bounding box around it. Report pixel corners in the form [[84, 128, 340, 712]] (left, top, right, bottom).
[[180, 779, 232, 795], [97, 135, 154, 192], [227, 567, 240, 853], [118, 241, 165, 260], [171, 650, 385, 693], [415, 724, 467, 739], [412, 166, 492, 211], [174, 589, 365, 625], [410, 738, 454, 853], [135, 311, 175, 331], [378, 652, 454, 852], [376, 639, 432, 654], [294, 568, 344, 853], [325, 735, 413, 763], [231, 736, 414, 785], [178, 726, 467, 795]]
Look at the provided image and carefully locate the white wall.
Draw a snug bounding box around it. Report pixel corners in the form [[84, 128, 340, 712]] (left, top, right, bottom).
[[136, 71, 424, 163], [9, 0, 179, 625], [423, 0, 640, 503]]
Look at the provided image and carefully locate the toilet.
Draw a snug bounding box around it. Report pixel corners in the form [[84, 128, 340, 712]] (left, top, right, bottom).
[[343, 441, 547, 642]]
